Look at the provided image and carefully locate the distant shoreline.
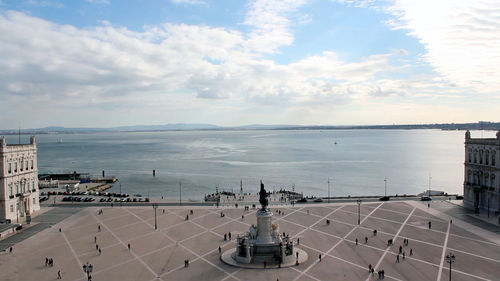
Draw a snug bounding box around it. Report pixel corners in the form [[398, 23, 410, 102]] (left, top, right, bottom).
[[1, 121, 499, 135]]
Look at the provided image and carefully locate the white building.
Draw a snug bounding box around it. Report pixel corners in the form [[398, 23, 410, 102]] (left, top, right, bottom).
[[463, 130, 500, 213], [0, 136, 40, 223]]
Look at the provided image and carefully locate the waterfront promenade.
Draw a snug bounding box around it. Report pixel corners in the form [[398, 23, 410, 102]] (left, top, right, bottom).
[[0, 200, 499, 281]]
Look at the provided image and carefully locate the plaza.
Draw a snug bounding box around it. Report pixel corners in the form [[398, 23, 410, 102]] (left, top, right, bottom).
[[0, 200, 499, 281]]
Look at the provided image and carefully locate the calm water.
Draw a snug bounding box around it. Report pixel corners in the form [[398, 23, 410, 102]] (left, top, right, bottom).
[[5, 130, 493, 200]]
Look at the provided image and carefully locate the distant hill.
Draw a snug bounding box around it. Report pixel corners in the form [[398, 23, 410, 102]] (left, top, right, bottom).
[[1, 121, 499, 135]]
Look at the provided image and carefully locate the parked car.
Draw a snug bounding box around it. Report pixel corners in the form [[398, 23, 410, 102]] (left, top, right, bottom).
[[313, 198, 323, 203], [420, 196, 432, 201], [297, 198, 307, 203], [379, 196, 390, 201], [455, 195, 464, 200]]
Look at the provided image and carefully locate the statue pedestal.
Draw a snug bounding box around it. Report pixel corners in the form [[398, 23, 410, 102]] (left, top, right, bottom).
[[256, 209, 273, 243]]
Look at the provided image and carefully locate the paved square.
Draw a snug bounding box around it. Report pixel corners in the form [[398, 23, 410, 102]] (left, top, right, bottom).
[[0, 200, 498, 281]]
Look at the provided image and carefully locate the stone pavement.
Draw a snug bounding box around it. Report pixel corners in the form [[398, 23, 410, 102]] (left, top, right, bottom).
[[0, 201, 498, 281]]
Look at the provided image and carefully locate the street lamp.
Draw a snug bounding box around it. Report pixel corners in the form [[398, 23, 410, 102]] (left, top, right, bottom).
[[384, 177, 387, 197], [428, 174, 432, 197], [119, 180, 122, 207], [356, 199, 362, 225], [82, 262, 93, 280], [328, 178, 331, 204], [153, 204, 158, 230], [179, 182, 182, 206], [446, 253, 455, 281]]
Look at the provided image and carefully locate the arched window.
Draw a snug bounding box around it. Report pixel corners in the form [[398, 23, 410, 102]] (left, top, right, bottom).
[[468, 170, 472, 183], [474, 150, 478, 163], [480, 150, 483, 164], [486, 150, 489, 165], [468, 149, 472, 162], [491, 174, 496, 187], [493, 151, 496, 166]]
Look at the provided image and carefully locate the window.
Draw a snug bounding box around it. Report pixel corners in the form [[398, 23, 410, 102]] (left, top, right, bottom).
[[468, 149, 472, 163], [14, 162, 17, 173], [31, 160, 33, 169], [20, 160, 23, 171], [474, 151, 478, 163], [25, 161, 28, 170], [8, 163, 11, 173], [486, 151, 490, 165], [8, 185, 13, 197], [480, 150, 483, 164], [15, 183, 19, 194], [493, 151, 496, 166], [10, 205, 14, 213], [33, 197, 36, 205]]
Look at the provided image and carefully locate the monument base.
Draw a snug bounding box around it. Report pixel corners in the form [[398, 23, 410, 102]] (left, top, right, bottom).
[[221, 248, 308, 269]]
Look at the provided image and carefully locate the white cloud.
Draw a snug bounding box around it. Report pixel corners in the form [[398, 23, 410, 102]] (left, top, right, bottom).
[[387, 0, 500, 94], [0, 3, 481, 127], [243, 0, 309, 53]]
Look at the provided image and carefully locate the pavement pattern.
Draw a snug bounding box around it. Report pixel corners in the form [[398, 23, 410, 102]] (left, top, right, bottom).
[[0, 200, 499, 281]]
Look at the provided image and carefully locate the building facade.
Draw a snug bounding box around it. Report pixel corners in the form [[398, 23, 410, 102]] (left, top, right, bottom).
[[463, 131, 500, 213], [0, 136, 40, 222]]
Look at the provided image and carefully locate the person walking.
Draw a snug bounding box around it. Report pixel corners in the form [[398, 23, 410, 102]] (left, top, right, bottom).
[[396, 254, 400, 263], [57, 270, 62, 279], [368, 264, 372, 272], [410, 248, 413, 256], [218, 246, 221, 255], [319, 254, 322, 262], [94, 236, 96, 243], [45, 257, 48, 267], [97, 225, 101, 232], [128, 243, 131, 250], [365, 237, 368, 244], [402, 251, 405, 260], [98, 248, 101, 255], [428, 221, 432, 229], [355, 238, 358, 245]]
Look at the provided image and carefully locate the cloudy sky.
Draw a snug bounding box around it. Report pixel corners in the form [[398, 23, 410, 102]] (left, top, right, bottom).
[[0, 0, 499, 128]]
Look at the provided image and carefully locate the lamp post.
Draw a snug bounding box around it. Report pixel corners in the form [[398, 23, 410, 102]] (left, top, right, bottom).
[[429, 174, 432, 197], [179, 182, 182, 206], [328, 178, 331, 204], [119, 180, 122, 207], [356, 199, 362, 225], [487, 196, 490, 218], [82, 262, 93, 280], [446, 253, 455, 281], [384, 177, 387, 197], [153, 203, 158, 230]]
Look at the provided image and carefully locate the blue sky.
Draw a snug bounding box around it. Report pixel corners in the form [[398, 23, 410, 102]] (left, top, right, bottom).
[[0, 0, 499, 128]]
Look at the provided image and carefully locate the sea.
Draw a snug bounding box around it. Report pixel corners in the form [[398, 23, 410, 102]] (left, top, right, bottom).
[[3, 129, 495, 201]]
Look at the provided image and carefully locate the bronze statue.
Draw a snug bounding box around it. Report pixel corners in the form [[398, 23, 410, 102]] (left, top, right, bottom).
[[259, 181, 268, 210]]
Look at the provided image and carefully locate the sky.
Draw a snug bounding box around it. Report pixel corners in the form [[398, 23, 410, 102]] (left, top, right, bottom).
[[0, 0, 499, 128]]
